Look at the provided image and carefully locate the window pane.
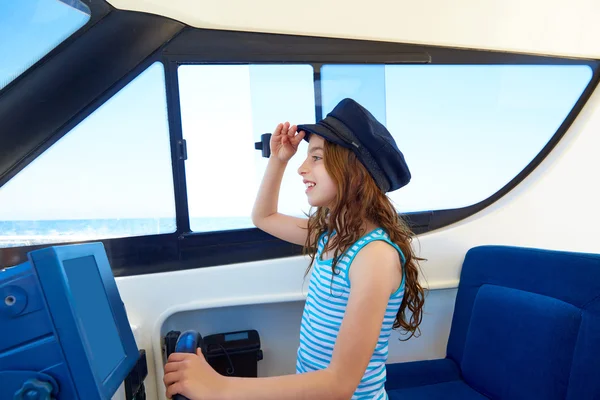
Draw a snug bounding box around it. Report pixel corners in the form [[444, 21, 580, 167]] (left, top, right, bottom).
[[321, 64, 593, 212], [0, 0, 90, 90], [321, 64, 386, 124], [0, 62, 176, 248], [178, 64, 315, 232]]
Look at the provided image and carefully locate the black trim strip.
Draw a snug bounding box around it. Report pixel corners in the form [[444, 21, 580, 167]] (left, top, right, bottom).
[[164, 27, 596, 66], [165, 28, 431, 64]]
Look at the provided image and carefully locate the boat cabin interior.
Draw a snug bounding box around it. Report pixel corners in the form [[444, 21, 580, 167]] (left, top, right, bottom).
[[1, 0, 599, 399]]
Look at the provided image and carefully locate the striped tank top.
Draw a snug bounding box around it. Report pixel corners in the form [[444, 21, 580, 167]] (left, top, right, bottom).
[[296, 228, 406, 399]]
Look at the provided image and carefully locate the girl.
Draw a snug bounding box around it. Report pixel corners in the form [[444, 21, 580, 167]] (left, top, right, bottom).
[[164, 98, 425, 400]]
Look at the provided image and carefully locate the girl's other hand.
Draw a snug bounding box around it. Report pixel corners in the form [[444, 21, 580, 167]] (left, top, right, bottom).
[[270, 122, 305, 163]]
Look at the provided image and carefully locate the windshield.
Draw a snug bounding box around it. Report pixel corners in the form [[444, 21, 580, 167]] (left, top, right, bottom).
[[0, 0, 90, 90]]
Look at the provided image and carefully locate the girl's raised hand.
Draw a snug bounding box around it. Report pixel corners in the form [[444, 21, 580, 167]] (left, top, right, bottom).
[[270, 122, 305, 163]]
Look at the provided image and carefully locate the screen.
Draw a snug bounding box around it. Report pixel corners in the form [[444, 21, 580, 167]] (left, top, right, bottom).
[[225, 332, 248, 342], [62, 255, 125, 382]]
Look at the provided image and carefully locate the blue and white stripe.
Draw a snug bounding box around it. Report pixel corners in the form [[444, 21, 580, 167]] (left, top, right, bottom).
[[296, 228, 406, 399]]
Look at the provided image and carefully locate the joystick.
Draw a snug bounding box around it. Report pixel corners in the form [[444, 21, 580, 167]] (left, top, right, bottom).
[[172, 330, 206, 400]]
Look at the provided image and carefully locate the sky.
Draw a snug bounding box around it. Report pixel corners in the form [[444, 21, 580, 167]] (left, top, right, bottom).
[[0, 0, 594, 233], [0, 0, 90, 90]]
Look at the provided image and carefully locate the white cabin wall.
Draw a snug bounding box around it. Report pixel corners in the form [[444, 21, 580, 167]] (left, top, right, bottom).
[[107, 0, 600, 59], [160, 289, 457, 375], [116, 263, 457, 400]]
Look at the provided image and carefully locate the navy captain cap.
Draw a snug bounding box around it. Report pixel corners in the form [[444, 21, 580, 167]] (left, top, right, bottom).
[[298, 98, 411, 193]]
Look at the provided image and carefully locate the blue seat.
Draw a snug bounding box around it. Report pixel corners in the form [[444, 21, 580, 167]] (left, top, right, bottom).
[[385, 245, 600, 399]]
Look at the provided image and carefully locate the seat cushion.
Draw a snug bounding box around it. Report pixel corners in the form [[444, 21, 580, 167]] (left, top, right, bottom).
[[388, 380, 488, 399], [385, 358, 461, 391], [461, 284, 581, 400]]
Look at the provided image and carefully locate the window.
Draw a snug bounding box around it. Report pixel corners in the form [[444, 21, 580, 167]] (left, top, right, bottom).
[[0, 62, 176, 248], [320, 64, 593, 212], [178, 63, 592, 234], [0, 0, 90, 90], [178, 64, 316, 232]]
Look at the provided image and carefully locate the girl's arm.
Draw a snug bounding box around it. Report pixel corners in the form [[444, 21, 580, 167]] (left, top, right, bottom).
[[251, 122, 308, 246], [163, 241, 402, 400]]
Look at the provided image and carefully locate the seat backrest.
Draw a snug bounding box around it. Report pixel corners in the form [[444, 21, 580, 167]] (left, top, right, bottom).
[[446, 245, 600, 400]]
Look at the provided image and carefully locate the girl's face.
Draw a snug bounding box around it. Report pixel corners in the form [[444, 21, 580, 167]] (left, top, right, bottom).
[[297, 135, 337, 208]]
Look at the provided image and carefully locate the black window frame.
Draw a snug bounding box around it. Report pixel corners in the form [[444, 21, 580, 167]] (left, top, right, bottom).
[[0, 2, 598, 276]]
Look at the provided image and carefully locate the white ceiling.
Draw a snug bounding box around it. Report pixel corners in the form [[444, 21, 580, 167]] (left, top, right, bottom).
[[108, 0, 600, 59]]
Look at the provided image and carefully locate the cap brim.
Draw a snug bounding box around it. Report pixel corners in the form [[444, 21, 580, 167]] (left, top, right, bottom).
[[297, 122, 350, 149]]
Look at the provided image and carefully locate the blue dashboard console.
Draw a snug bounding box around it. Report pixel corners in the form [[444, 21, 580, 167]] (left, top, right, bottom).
[[0, 242, 139, 399]]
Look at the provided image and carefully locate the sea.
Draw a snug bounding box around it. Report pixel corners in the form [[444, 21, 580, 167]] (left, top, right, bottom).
[[0, 217, 254, 248]]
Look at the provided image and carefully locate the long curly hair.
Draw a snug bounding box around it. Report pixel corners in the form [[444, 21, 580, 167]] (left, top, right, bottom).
[[303, 139, 426, 340]]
